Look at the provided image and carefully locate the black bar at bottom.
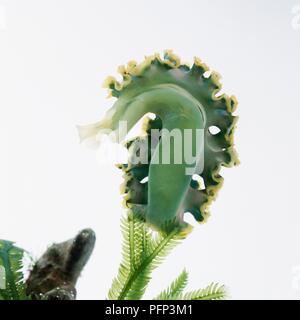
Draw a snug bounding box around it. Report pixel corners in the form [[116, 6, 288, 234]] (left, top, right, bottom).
[[0, 300, 299, 318]]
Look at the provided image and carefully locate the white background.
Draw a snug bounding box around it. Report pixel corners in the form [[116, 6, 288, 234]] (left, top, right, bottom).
[[1, 0, 300, 300]]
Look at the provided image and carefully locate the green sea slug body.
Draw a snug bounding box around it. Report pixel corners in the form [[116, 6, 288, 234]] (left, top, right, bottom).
[[79, 51, 238, 234]]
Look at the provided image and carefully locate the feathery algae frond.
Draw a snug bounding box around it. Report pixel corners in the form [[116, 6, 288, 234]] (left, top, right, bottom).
[[0, 240, 29, 300]]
